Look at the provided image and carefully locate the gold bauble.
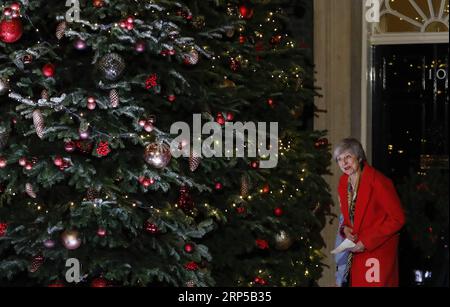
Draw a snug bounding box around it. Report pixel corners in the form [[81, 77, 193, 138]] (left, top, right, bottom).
[[274, 231, 293, 250]]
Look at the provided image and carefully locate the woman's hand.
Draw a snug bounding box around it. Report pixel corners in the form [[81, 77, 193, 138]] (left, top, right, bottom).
[[343, 226, 357, 241], [350, 241, 365, 253]]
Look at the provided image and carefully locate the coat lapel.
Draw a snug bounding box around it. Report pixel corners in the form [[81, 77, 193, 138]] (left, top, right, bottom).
[[353, 163, 375, 233]]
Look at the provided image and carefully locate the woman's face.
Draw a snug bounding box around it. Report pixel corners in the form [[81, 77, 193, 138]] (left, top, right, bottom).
[[336, 151, 361, 176]]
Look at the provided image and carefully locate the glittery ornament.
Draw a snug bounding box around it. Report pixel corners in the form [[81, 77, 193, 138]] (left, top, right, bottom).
[[177, 185, 195, 213], [32, 109, 45, 139], [144, 221, 158, 234], [183, 49, 199, 65], [0, 17, 23, 43], [96, 141, 111, 156], [86, 187, 99, 201], [97, 53, 126, 81], [143, 142, 171, 169], [184, 261, 199, 271]]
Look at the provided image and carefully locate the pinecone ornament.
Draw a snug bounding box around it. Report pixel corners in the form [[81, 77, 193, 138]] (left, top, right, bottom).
[[189, 152, 201, 172], [29, 254, 44, 273], [41, 89, 49, 100], [0, 126, 9, 150], [86, 187, 99, 201], [32, 109, 45, 139], [25, 183, 37, 198], [240, 175, 249, 198], [56, 21, 66, 40], [109, 89, 119, 108]]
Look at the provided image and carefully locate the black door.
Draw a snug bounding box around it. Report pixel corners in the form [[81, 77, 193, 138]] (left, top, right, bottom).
[[372, 43, 449, 286]]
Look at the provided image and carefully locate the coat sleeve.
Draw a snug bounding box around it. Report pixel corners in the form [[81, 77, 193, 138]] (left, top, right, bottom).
[[358, 176, 405, 252]]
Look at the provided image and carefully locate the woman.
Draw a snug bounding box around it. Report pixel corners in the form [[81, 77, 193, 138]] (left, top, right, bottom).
[[334, 138, 405, 287]]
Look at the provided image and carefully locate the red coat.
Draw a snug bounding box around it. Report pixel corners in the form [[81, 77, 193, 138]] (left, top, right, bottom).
[[338, 163, 405, 287]]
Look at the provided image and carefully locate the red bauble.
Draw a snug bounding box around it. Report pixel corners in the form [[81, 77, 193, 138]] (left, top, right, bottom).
[[93, 0, 104, 8], [0, 157, 7, 168], [184, 261, 199, 271], [267, 98, 275, 107], [255, 239, 269, 250], [42, 63, 56, 78], [141, 177, 154, 187], [144, 221, 158, 234], [0, 223, 7, 237], [144, 122, 154, 132], [229, 58, 241, 72], [274, 207, 283, 217], [64, 141, 76, 153], [250, 161, 259, 169], [216, 113, 225, 125], [236, 207, 246, 214], [226, 112, 234, 121], [97, 228, 107, 237], [262, 184, 270, 194], [167, 94, 176, 102], [239, 4, 254, 19], [48, 280, 65, 287], [24, 162, 33, 170], [54, 156, 64, 167], [239, 35, 246, 44], [10, 3, 21, 11], [91, 277, 108, 287], [254, 277, 267, 285], [0, 18, 23, 43], [215, 182, 223, 190], [18, 157, 27, 166], [184, 243, 194, 253]]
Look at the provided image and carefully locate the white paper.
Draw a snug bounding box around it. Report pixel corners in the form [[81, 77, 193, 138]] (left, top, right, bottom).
[[331, 239, 356, 254]]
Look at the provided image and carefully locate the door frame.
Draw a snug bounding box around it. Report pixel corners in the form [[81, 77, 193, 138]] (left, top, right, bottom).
[[361, 7, 449, 164]]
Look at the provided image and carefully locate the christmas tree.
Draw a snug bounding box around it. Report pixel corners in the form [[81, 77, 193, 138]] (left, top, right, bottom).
[[0, 0, 332, 287]]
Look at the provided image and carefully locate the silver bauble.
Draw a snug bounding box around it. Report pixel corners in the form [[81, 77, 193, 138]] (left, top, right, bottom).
[[0, 78, 9, 95], [144, 142, 172, 169], [274, 231, 294, 251], [61, 230, 81, 250], [97, 53, 125, 81]]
